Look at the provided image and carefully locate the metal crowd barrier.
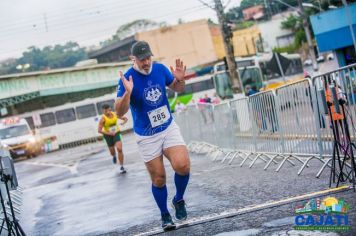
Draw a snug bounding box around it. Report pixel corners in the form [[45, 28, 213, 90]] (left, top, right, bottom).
[[175, 64, 356, 177], [0, 148, 24, 235], [311, 64, 356, 181], [57, 126, 99, 149]]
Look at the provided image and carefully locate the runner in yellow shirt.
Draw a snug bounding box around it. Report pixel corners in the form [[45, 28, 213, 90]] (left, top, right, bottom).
[[98, 104, 128, 173]]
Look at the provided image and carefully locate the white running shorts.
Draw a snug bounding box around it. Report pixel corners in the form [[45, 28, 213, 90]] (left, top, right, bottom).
[[134, 121, 186, 162]]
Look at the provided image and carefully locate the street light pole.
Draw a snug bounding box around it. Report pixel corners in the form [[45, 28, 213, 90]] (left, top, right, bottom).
[[297, 0, 319, 72]]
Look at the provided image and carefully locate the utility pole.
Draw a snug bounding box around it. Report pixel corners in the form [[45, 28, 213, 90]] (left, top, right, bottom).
[[43, 13, 48, 32], [297, 0, 318, 71], [213, 0, 243, 93]]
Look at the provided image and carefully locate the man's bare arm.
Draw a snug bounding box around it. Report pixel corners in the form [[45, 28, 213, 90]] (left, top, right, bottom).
[[169, 79, 185, 93], [118, 115, 128, 125], [98, 117, 111, 136], [115, 92, 131, 117], [115, 72, 134, 117]]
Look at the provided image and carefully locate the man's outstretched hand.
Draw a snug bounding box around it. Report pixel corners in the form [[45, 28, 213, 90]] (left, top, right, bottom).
[[119, 71, 133, 94], [170, 59, 186, 81]]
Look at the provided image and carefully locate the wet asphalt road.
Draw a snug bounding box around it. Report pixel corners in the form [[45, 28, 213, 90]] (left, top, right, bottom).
[[15, 132, 356, 236]]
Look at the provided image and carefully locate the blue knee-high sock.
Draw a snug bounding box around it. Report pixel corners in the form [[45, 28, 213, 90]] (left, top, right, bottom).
[[174, 173, 190, 203], [152, 185, 169, 215]]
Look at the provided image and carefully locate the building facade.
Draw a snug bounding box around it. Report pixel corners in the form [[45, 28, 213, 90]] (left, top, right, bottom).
[[257, 11, 296, 51], [88, 36, 136, 63], [310, 3, 356, 66], [135, 20, 218, 67]]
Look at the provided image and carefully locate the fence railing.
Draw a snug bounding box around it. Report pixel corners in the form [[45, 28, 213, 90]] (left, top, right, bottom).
[[174, 63, 356, 177]]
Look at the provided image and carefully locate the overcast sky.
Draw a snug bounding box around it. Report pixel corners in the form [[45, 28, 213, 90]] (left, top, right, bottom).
[[0, 0, 240, 61]]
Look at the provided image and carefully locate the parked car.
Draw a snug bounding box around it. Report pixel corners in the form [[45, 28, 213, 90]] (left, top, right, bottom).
[[0, 117, 42, 158], [327, 53, 334, 60], [304, 59, 312, 66], [316, 55, 325, 63]]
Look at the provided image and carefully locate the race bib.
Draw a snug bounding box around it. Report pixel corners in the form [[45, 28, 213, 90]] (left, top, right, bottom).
[[109, 126, 117, 133], [148, 105, 171, 128]]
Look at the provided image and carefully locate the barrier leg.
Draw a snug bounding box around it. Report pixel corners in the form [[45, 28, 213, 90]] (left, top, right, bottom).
[[221, 151, 232, 163], [264, 154, 281, 170], [316, 158, 333, 178], [228, 152, 244, 165], [276, 155, 293, 172], [248, 153, 263, 168], [212, 149, 222, 161], [240, 153, 254, 167]]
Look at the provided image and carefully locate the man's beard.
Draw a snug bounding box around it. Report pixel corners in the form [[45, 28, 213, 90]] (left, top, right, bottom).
[[133, 63, 152, 75]]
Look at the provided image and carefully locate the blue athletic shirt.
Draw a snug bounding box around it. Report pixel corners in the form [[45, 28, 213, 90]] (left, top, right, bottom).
[[116, 62, 175, 136]]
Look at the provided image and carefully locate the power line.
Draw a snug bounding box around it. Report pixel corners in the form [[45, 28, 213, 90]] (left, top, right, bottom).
[[0, 0, 170, 35], [0, 0, 201, 32], [0, 0, 150, 25], [0, 5, 208, 57], [0, 1, 192, 41]]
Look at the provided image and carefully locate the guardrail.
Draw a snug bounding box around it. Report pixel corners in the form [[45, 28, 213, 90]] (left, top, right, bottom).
[[174, 63, 356, 178]]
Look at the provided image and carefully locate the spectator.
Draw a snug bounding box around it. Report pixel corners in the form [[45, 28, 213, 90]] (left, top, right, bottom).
[[198, 97, 205, 104], [211, 93, 220, 104], [245, 85, 258, 96], [204, 94, 212, 103], [175, 100, 187, 113]]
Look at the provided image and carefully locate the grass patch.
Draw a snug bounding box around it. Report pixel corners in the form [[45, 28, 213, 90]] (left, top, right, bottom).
[[169, 93, 193, 111]]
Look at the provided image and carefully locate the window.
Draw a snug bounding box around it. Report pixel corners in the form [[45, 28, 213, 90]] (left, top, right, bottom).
[[0, 125, 30, 139], [239, 67, 263, 90], [183, 84, 193, 94], [166, 88, 175, 99], [76, 104, 97, 119], [55, 108, 76, 124], [97, 99, 115, 115], [40, 112, 56, 127], [259, 62, 280, 81], [215, 64, 226, 72], [178, 78, 214, 95], [213, 72, 233, 98], [343, 46, 356, 65], [24, 116, 35, 130], [285, 59, 303, 76], [236, 59, 255, 68]]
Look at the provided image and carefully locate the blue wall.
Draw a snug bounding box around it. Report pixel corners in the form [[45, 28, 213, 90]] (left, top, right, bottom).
[[310, 3, 356, 52], [336, 49, 346, 67]]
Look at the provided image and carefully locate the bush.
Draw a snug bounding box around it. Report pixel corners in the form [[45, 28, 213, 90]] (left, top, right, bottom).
[[273, 44, 298, 54]]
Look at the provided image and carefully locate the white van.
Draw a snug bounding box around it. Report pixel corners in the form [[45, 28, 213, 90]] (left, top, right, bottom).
[[0, 117, 42, 158]]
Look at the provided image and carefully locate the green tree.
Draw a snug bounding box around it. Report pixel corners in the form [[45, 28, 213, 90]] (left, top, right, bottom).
[[240, 0, 263, 10], [281, 14, 301, 32], [100, 19, 164, 47], [280, 14, 306, 49], [0, 42, 87, 75], [225, 6, 243, 22]]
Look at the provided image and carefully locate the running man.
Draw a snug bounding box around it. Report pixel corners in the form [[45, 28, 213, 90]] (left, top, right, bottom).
[[115, 41, 190, 231], [98, 104, 128, 174]]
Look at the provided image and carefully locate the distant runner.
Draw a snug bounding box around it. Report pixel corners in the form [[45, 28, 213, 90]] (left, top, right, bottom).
[[115, 41, 190, 231], [98, 104, 127, 174]]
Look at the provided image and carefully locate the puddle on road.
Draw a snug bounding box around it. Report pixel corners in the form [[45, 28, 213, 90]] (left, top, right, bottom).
[[262, 217, 295, 227], [215, 229, 261, 236]]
